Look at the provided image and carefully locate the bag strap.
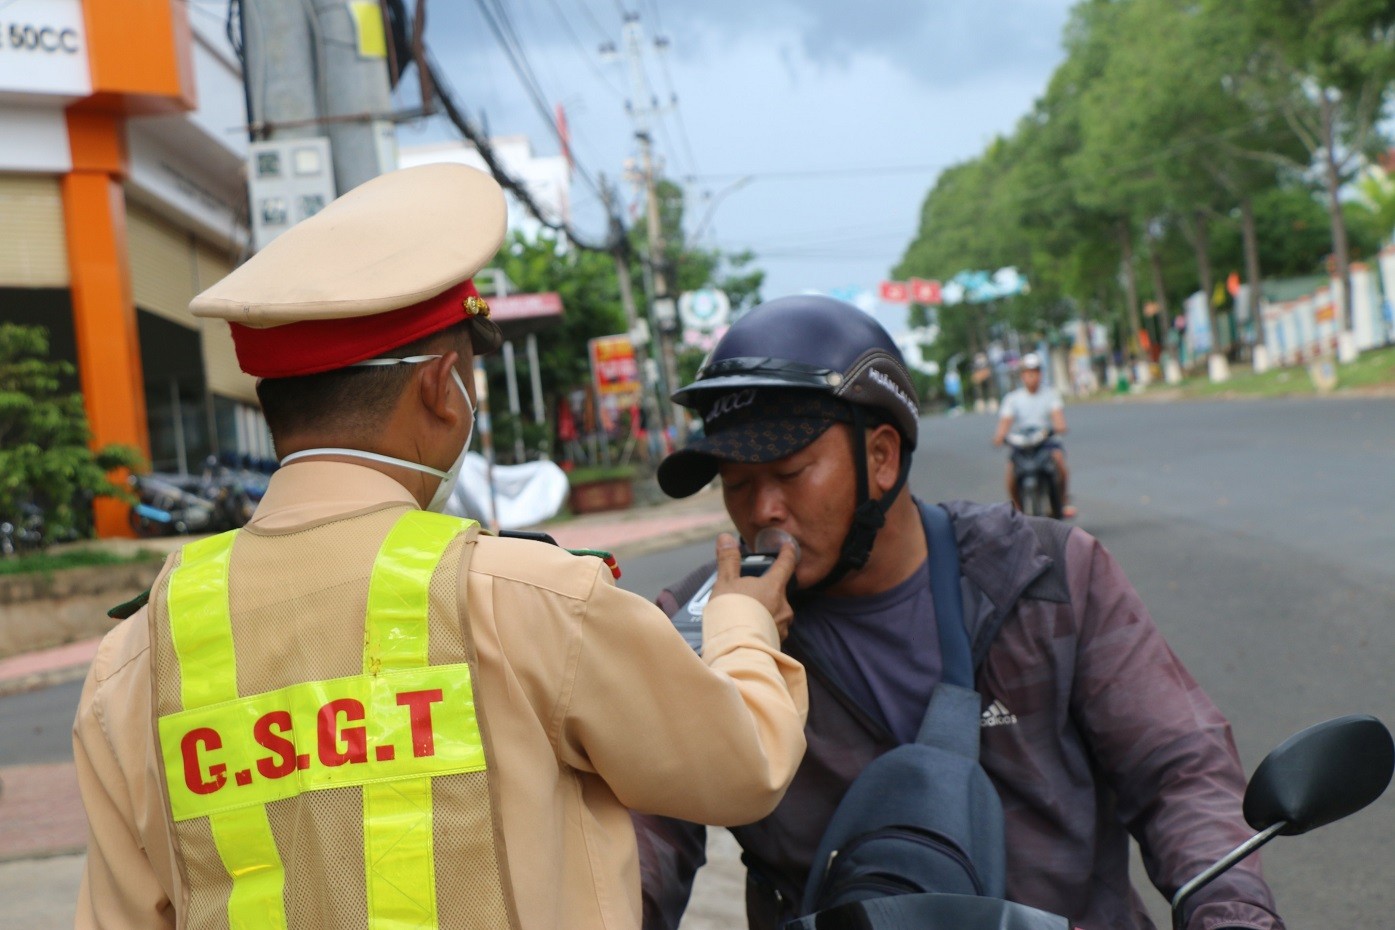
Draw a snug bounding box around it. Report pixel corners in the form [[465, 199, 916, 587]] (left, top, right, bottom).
[[914, 502, 979, 755], [919, 501, 971, 688]]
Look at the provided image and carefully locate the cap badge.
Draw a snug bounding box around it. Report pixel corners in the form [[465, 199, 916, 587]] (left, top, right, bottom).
[[464, 295, 491, 318]]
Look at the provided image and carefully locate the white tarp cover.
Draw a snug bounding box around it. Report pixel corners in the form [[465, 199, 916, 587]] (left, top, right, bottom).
[[446, 452, 569, 530]]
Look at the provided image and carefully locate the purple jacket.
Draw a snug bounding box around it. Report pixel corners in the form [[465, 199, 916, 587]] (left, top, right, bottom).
[[634, 500, 1283, 930]]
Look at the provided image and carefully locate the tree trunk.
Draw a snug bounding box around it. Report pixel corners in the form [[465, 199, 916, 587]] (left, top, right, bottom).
[[1118, 219, 1143, 363], [966, 307, 983, 407], [1077, 292, 1094, 394], [1319, 88, 1354, 335], [1190, 210, 1220, 357], [1240, 194, 1266, 350], [1147, 230, 1169, 317]]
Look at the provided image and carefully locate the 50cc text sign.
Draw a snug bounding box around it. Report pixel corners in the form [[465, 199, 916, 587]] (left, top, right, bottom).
[[0, 0, 89, 98]]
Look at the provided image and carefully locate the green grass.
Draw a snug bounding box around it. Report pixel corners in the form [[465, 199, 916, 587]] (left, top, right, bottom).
[[1139, 344, 1395, 401], [0, 547, 164, 577], [1336, 344, 1395, 390]]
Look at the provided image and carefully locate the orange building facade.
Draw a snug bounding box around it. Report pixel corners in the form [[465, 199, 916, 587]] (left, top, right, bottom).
[[1, 0, 269, 536]]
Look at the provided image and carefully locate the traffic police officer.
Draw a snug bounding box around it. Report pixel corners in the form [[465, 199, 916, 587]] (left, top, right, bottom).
[[72, 163, 808, 930]]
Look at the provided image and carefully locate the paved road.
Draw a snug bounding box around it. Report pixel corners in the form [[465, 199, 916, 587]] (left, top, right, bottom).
[[0, 679, 82, 768], [617, 396, 1395, 930], [5, 396, 1393, 928]]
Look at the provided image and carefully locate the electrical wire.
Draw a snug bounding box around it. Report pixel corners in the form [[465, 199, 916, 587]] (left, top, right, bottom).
[[421, 49, 625, 255], [688, 163, 950, 183], [542, 0, 626, 98], [490, 0, 620, 180], [643, 0, 665, 36], [648, 18, 700, 182], [469, 0, 608, 202], [573, 0, 612, 44]]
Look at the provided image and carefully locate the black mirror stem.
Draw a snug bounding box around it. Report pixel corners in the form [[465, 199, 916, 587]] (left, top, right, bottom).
[[1170, 821, 1287, 930]]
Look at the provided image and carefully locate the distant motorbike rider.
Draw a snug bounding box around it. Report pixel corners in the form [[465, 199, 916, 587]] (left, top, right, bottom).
[[992, 352, 1074, 518]]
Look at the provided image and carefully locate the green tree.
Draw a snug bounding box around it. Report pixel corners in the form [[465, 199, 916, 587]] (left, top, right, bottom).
[[1355, 167, 1395, 244], [0, 324, 143, 546], [1222, 0, 1395, 330], [1072, 0, 1304, 355], [483, 233, 629, 462]]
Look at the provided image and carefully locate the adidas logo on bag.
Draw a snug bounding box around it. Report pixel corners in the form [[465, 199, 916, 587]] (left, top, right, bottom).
[[980, 700, 1018, 728]]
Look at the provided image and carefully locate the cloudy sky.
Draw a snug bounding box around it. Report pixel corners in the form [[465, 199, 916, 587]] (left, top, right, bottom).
[[400, 0, 1078, 329]]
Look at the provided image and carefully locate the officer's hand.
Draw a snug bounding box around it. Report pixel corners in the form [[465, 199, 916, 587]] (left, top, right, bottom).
[[710, 533, 797, 639]]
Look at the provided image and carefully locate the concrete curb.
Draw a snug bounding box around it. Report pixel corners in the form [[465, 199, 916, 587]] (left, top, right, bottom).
[[0, 664, 90, 700], [0, 844, 87, 866]]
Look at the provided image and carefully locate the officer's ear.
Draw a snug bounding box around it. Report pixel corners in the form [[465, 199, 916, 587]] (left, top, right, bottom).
[[417, 351, 466, 428], [866, 423, 902, 495]]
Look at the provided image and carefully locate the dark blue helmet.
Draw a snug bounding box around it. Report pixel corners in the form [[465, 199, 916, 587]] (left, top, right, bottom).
[[674, 295, 920, 447]]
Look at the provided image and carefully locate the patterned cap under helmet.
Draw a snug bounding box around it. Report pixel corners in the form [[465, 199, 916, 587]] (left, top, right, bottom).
[[673, 295, 921, 447]]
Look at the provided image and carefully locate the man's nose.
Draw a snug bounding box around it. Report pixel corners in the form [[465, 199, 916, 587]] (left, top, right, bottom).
[[751, 481, 787, 524]]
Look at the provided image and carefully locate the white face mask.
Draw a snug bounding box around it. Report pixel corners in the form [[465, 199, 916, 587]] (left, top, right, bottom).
[[280, 354, 477, 514]]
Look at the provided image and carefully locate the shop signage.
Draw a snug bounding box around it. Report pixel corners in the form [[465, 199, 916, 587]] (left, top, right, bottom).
[[678, 288, 730, 331], [0, 0, 89, 98], [588, 335, 639, 400]]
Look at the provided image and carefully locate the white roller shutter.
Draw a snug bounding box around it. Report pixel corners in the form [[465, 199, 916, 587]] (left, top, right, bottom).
[[128, 202, 258, 404], [195, 244, 257, 403], [0, 175, 68, 288], [127, 202, 198, 327]]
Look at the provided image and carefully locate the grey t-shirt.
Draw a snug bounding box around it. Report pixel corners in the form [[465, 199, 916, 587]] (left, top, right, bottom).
[[999, 386, 1063, 432], [790, 558, 938, 743]]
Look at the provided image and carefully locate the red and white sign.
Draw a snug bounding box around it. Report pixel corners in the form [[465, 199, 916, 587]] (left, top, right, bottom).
[[879, 280, 910, 303], [488, 291, 564, 323], [909, 278, 942, 305], [588, 335, 639, 399]]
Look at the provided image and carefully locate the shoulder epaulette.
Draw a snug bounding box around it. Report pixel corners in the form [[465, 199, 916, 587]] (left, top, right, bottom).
[[108, 588, 150, 620], [568, 548, 622, 580], [497, 529, 622, 580]]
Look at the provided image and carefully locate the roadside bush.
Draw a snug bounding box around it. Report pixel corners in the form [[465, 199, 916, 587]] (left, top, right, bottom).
[[0, 324, 144, 548]]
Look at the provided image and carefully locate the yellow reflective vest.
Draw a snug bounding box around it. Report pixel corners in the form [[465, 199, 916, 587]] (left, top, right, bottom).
[[151, 510, 513, 930]]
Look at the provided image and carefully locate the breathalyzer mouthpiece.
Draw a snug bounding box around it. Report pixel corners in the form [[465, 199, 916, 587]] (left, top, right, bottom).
[[752, 527, 801, 564]]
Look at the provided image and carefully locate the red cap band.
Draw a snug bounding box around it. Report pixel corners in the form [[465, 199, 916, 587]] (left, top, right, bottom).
[[230, 280, 482, 378]]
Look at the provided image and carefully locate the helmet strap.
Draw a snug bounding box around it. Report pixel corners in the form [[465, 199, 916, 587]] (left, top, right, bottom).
[[804, 408, 911, 594]]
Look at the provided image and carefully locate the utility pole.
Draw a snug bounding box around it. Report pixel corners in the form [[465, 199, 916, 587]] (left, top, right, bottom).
[[604, 176, 669, 462], [240, 2, 317, 141], [614, 11, 687, 443], [242, 0, 397, 196]]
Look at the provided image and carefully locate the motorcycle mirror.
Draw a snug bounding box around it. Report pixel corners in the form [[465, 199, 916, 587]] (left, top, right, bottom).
[[1172, 715, 1393, 930], [1242, 714, 1393, 836]]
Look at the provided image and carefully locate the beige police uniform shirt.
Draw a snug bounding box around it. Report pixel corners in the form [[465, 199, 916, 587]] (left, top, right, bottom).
[[73, 462, 808, 929]]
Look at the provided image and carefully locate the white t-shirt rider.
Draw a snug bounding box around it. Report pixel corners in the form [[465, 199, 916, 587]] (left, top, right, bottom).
[[999, 383, 1063, 433]]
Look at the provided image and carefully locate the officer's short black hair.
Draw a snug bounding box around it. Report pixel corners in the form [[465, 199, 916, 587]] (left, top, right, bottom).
[[257, 322, 471, 449]]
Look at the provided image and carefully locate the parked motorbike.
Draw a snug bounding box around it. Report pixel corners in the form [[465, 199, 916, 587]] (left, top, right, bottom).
[[785, 714, 1393, 930], [0, 501, 45, 557], [128, 457, 262, 537], [0, 493, 91, 556], [1005, 426, 1062, 519]]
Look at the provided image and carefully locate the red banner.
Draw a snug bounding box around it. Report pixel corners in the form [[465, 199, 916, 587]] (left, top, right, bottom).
[[879, 280, 910, 303], [909, 278, 942, 305]]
